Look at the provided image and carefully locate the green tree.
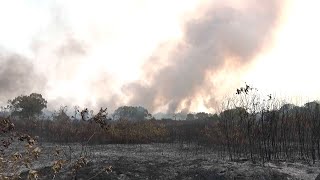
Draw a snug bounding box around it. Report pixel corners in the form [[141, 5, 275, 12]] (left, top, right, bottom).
[[113, 106, 152, 121], [8, 93, 47, 119], [195, 112, 209, 120], [186, 113, 195, 120]]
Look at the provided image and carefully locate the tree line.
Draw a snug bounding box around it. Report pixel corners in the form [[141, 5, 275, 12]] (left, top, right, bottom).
[[2, 87, 320, 163]]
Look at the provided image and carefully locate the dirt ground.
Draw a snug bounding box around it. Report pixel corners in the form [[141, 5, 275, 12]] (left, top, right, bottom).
[[14, 143, 320, 179]]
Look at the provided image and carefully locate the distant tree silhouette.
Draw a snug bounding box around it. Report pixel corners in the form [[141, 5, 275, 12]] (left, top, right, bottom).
[[186, 113, 195, 120], [8, 93, 47, 120], [113, 106, 151, 121], [195, 112, 210, 120], [52, 106, 70, 122]]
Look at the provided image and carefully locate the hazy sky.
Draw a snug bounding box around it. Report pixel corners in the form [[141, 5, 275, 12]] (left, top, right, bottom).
[[0, 0, 319, 113]]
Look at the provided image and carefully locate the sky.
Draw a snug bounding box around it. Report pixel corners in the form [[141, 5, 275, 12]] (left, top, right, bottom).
[[0, 0, 319, 113]]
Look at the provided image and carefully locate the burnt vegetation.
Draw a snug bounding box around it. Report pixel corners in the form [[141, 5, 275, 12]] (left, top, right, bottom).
[[1, 86, 320, 179]]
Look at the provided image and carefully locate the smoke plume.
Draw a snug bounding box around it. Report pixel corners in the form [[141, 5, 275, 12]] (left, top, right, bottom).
[[0, 0, 285, 113], [0, 51, 46, 102], [123, 0, 282, 113]]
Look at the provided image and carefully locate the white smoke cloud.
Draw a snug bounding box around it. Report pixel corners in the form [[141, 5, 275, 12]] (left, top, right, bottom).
[[0, 0, 284, 113]]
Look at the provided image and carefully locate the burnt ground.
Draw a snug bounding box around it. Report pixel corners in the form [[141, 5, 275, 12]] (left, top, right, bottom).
[[14, 143, 320, 179]]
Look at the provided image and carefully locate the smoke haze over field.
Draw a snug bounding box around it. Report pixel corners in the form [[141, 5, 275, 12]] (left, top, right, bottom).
[[0, 51, 46, 102], [124, 0, 282, 113], [4, 0, 319, 113], [0, 0, 283, 112]]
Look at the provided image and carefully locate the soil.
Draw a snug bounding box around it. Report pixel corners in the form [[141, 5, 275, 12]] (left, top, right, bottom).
[[15, 143, 320, 180]]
